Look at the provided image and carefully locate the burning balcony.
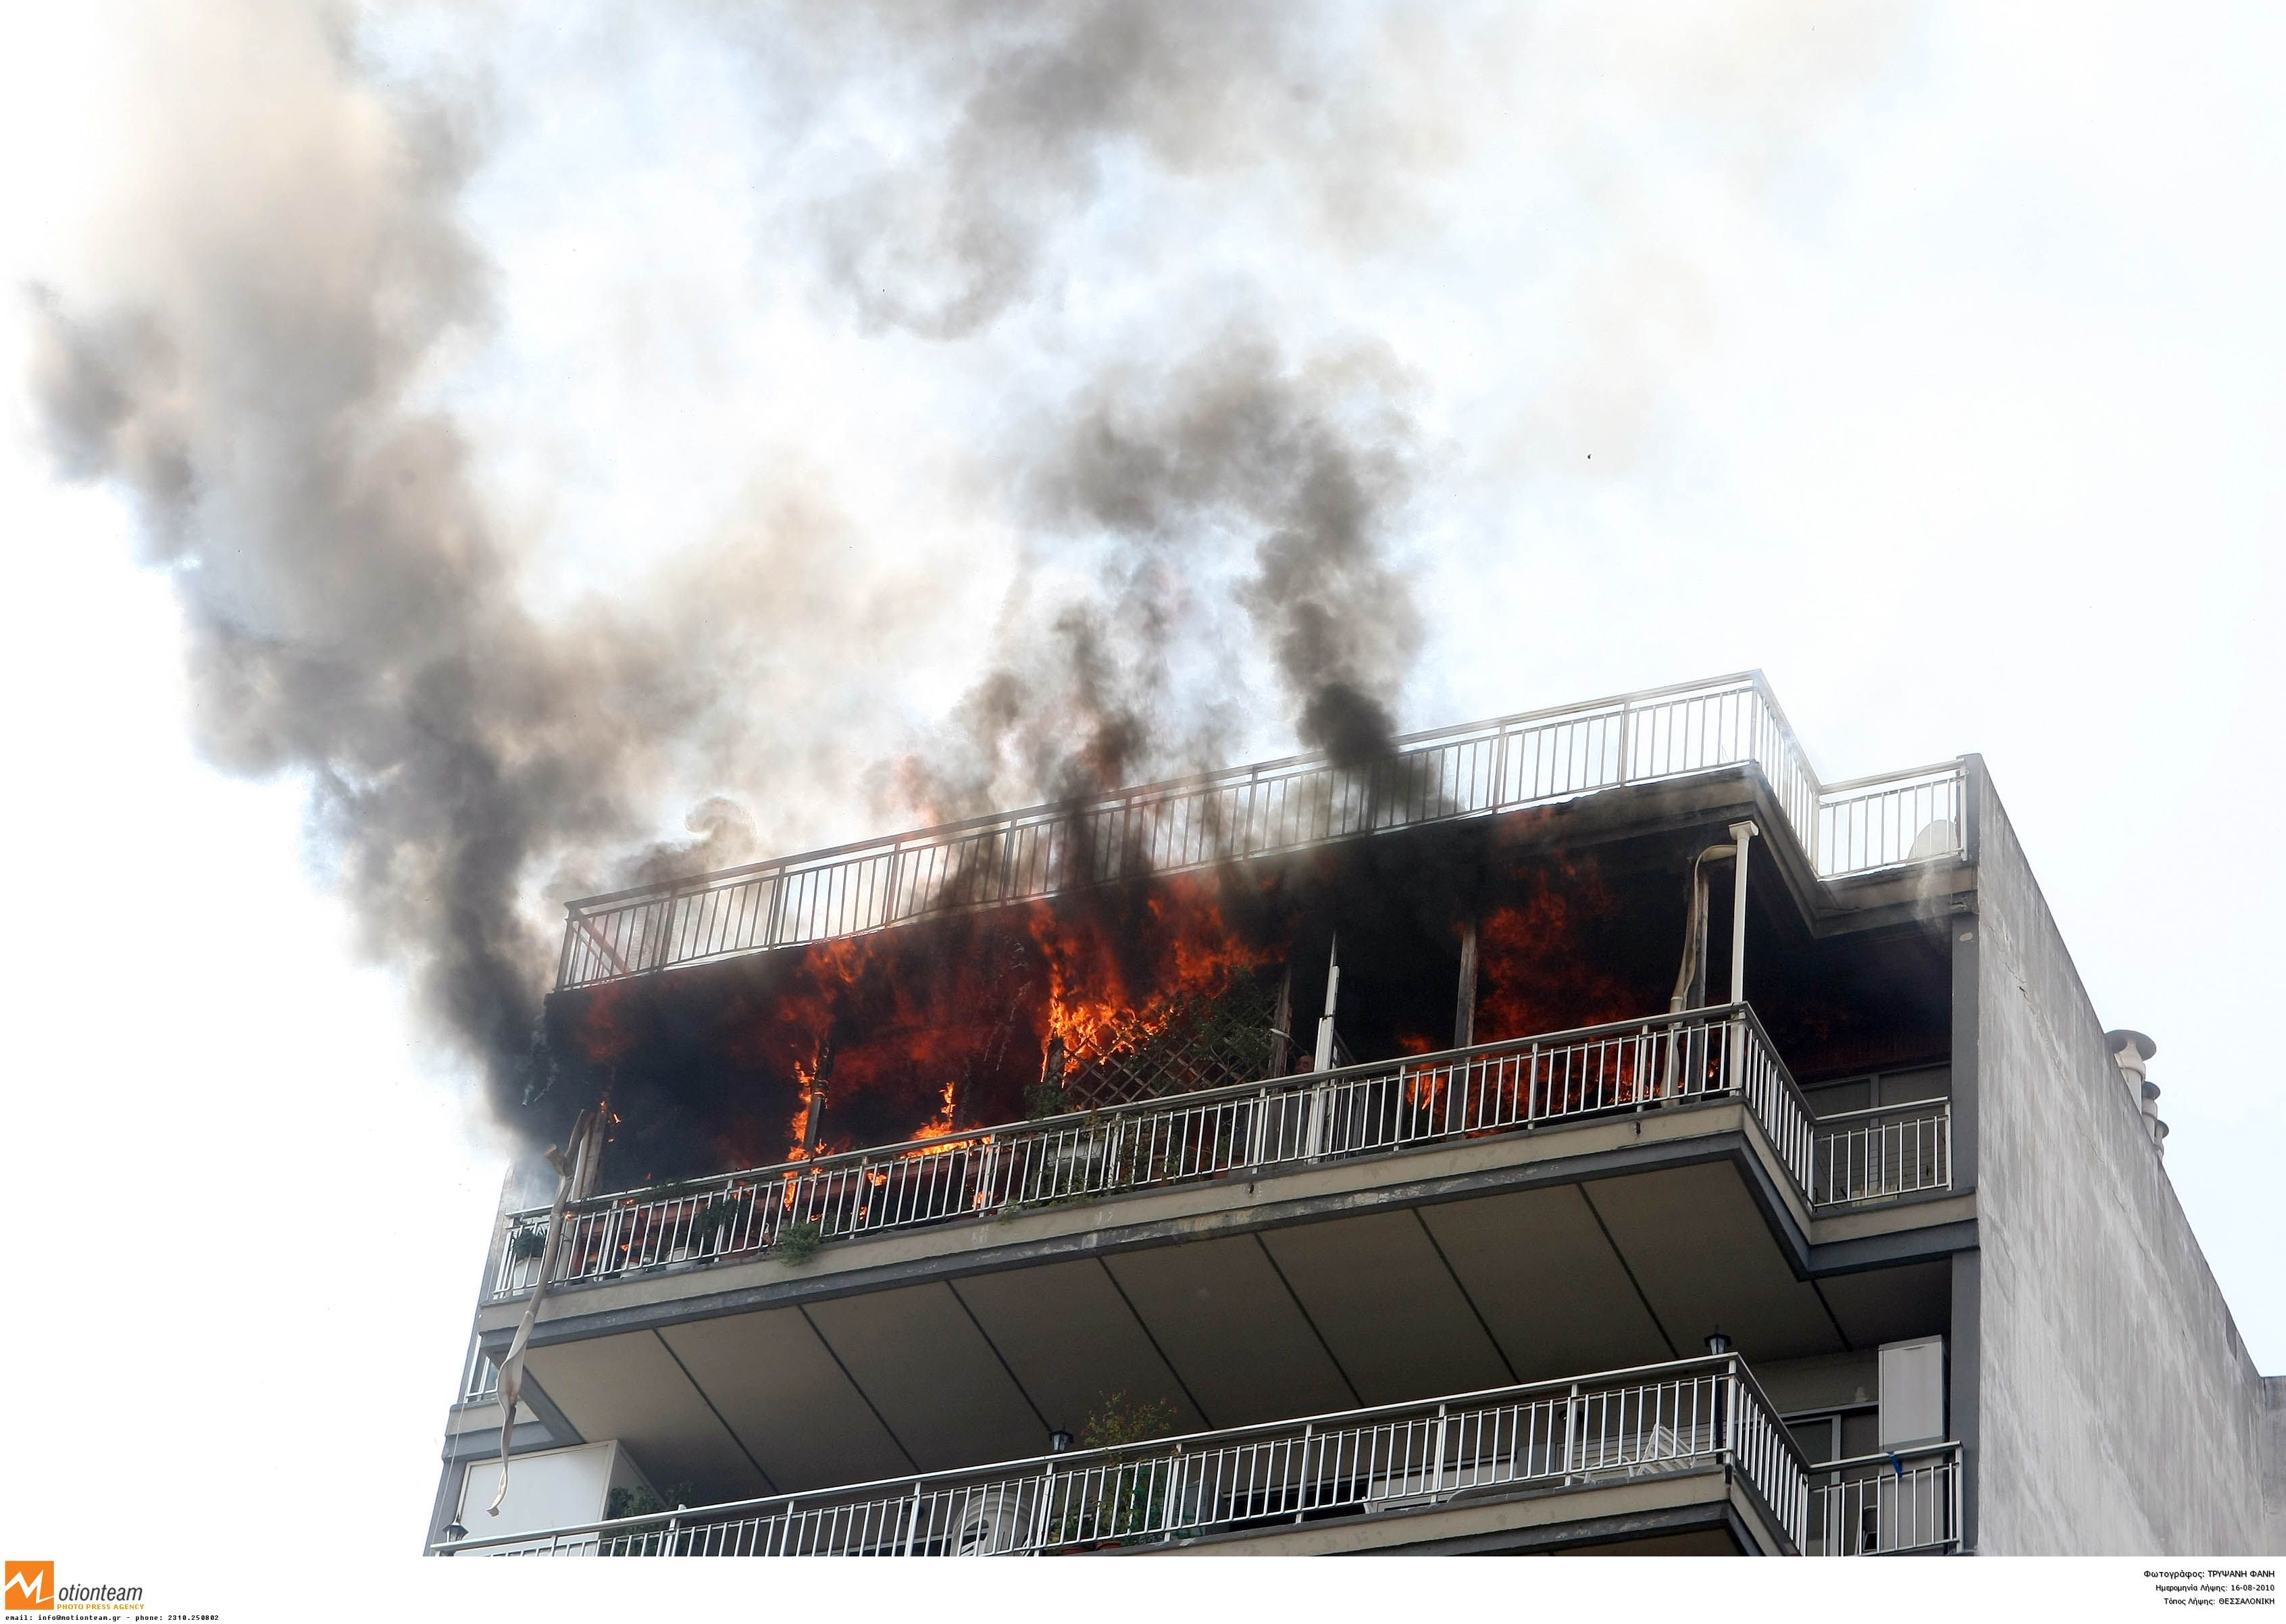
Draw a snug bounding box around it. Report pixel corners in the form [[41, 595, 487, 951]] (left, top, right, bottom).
[[466, 671, 1969, 1519], [528, 709, 1964, 1204], [489, 1005, 1946, 1304]]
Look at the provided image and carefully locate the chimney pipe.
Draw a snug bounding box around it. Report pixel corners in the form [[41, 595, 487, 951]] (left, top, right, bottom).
[[2106, 1030, 2165, 1155], [1727, 821, 1758, 1007]]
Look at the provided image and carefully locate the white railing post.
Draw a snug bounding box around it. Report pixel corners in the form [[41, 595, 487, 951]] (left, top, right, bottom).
[[900, 1480, 922, 1556], [596, 1203, 622, 1282]]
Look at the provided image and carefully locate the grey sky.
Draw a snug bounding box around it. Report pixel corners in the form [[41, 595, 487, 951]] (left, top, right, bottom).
[[2, 0, 2279, 1590]]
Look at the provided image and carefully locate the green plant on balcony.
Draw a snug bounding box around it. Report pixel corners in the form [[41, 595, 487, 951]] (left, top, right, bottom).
[[1081, 1390, 1178, 1450], [602, 1481, 694, 1556], [775, 1219, 827, 1265], [605, 1483, 669, 1521], [505, 1225, 547, 1263], [1047, 1391, 1184, 1549], [688, 1190, 753, 1254]]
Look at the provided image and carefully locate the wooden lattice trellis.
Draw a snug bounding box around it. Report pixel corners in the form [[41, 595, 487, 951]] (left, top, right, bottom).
[[1049, 970, 1287, 1111]]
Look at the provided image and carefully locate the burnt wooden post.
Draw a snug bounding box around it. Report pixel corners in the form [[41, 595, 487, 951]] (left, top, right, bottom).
[[803, 1035, 833, 1158], [1266, 965, 1293, 1078], [1453, 919, 1479, 1050]]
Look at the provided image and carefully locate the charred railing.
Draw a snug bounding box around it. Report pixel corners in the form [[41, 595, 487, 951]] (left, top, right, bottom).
[[488, 1005, 1833, 1300], [436, 1354, 1807, 1557], [1803, 1444, 1963, 1555], [555, 672, 1969, 990]]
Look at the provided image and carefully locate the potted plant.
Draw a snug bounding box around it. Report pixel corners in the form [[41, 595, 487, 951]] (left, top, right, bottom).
[[1049, 1392, 1179, 1549], [775, 1219, 827, 1265]]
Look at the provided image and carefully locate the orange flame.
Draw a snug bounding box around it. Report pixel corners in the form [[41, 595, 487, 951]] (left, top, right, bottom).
[[688, 869, 1288, 1165], [1032, 880, 1276, 1089], [1473, 859, 1635, 1042], [785, 1060, 819, 1162]]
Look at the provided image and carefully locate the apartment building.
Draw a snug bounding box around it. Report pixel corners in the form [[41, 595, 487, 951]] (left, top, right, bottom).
[[429, 673, 2286, 1557]]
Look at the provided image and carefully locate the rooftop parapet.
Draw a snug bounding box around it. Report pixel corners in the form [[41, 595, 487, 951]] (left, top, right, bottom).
[[557, 671, 1968, 991]]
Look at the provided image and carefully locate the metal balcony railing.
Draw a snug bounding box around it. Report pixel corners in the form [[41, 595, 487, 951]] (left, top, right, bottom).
[[1816, 764, 1966, 881], [1808, 1101, 1954, 1207], [458, 1339, 499, 1405], [490, 1005, 1829, 1300], [555, 673, 1969, 990], [436, 1354, 1808, 1557], [1804, 1444, 1964, 1555]]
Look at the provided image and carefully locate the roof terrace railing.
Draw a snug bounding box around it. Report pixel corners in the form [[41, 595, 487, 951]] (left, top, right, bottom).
[[436, 1352, 1806, 1557], [489, 1004, 1846, 1302], [555, 672, 1968, 990]]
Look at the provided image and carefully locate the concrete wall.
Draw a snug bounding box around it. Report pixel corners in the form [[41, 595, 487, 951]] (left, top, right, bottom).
[[1971, 767, 2275, 1553], [2264, 1377, 2286, 1553]]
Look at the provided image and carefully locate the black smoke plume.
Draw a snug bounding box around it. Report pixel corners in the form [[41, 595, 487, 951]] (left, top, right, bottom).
[[26, 1, 1436, 1145], [894, 326, 1423, 818], [1041, 329, 1422, 769]]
